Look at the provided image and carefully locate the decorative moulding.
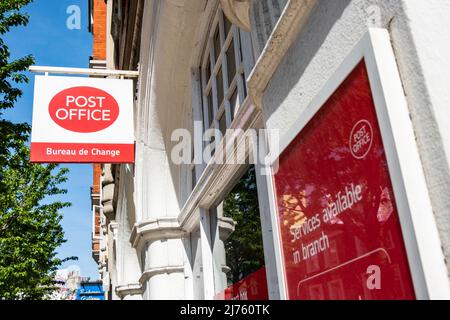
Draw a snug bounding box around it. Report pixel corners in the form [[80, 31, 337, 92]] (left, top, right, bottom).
[[218, 216, 236, 241], [139, 266, 185, 285], [130, 217, 186, 249], [220, 0, 252, 32], [115, 283, 143, 299], [178, 96, 262, 232], [247, 0, 317, 106], [178, 0, 317, 232]]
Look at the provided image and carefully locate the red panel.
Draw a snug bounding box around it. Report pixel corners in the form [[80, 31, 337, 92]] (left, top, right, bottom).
[[273, 61, 415, 300], [215, 267, 269, 300], [30, 142, 134, 163]]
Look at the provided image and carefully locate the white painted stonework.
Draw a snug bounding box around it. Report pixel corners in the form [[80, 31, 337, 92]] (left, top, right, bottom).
[[96, 0, 450, 299], [260, 0, 450, 286]]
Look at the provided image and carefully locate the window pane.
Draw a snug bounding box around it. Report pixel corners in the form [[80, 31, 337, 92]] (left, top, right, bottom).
[[203, 106, 208, 132], [191, 166, 196, 191], [207, 92, 214, 129], [224, 15, 232, 38], [241, 74, 247, 98], [205, 60, 211, 85], [237, 31, 243, 63], [217, 67, 224, 108], [223, 166, 265, 284], [214, 28, 221, 64], [226, 41, 236, 86], [219, 112, 227, 136], [210, 134, 216, 156], [230, 89, 238, 120]]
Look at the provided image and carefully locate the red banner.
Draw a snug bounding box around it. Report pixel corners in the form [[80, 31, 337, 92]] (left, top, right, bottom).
[[214, 267, 268, 300], [273, 61, 415, 300], [30, 142, 134, 163]]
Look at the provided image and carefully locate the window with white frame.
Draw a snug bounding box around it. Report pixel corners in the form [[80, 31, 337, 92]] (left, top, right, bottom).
[[190, 8, 254, 194], [199, 9, 253, 139]]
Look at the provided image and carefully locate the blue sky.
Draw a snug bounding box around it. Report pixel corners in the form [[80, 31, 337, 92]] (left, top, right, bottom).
[[3, 0, 99, 279]]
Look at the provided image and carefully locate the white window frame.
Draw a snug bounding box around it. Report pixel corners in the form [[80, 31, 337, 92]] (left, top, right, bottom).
[[199, 9, 252, 139], [265, 28, 450, 300], [187, 3, 281, 300]]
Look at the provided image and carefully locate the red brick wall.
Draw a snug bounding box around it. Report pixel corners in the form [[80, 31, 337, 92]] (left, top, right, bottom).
[[92, 0, 107, 60], [91, 0, 107, 263], [92, 164, 102, 195], [91, 0, 106, 196]]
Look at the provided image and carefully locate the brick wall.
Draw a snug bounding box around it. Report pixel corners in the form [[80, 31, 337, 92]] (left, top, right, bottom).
[[91, 0, 106, 198], [92, 0, 107, 60], [92, 164, 102, 195], [91, 0, 107, 264]]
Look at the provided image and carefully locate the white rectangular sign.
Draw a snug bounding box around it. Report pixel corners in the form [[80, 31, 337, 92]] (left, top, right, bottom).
[[30, 75, 135, 163]]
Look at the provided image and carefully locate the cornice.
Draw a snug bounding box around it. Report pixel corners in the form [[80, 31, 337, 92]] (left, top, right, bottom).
[[247, 0, 317, 106], [115, 283, 143, 299], [139, 266, 185, 285], [130, 217, 186, 249]]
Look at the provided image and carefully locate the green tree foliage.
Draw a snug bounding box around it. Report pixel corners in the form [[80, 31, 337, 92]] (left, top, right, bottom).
[[0, 0, 34, 114], [0, 0, 74, 299], [0, 145, 72, 299], [224, 166, 265, 285]]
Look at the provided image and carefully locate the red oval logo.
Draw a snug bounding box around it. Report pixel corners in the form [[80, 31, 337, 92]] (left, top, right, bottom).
[[49, 86, 119, 133], [349, 119, 373, 159]]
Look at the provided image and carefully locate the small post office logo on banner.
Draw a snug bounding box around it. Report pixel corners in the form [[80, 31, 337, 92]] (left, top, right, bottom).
[[30, 76, 135, 163]]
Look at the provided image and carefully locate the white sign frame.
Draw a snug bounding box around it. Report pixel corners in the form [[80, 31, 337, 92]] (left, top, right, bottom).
[[30, 75, 135, 163], [265, 28, 450, 300]]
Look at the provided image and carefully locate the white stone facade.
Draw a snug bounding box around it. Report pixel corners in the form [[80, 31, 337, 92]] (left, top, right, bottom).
[[94, 0, 450, 300]]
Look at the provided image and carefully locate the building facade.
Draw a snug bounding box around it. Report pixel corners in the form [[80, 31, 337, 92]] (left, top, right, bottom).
[[90, 0, 450, 300], [88, 0, 110, 299]]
